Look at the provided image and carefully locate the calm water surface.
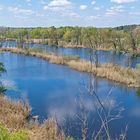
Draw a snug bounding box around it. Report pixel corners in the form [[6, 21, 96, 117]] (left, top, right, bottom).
[[1, 40, 140, 68], [0, 52, 140, 139]]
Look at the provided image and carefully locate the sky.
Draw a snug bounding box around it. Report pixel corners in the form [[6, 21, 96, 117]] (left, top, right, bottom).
[[0, 0, 140, 27]]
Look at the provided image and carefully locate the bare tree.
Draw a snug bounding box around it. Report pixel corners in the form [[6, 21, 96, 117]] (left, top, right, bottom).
[[74, 43, 127, 140], [128, 27, 140, 56]]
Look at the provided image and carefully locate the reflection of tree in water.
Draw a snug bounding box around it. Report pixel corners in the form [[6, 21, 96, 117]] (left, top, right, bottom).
[[125, 54, 134, 68], [60, 47, 127, 140], [62, 74, 126, 140], [3, 40, 8, 48], [110, 51, 117, 65], [47, 45, 59, 55], [51, 45, 59, 55], [136, 88, 140, 98], [0, 41, 2, 48]]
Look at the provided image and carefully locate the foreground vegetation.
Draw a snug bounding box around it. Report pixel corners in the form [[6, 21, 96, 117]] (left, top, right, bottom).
[[0, 60, 67, 140], [0, 25, 140, 55], [0, 124, 29, 140], [0, 47, 139, 88], [0, 95, 69, 140]]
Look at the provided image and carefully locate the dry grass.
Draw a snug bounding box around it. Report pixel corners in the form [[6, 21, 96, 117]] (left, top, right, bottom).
[[64, 44, 113, 51], [28, 119, 65, 140], [67, 60, 138, 87], [0, 95, 30, 131], [0, 47, 139, 88], [0, 95, 66, 140]]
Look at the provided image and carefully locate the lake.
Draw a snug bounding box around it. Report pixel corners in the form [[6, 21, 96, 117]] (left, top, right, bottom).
[[1, 40, 140, 68], [0, 52, 140, 139]]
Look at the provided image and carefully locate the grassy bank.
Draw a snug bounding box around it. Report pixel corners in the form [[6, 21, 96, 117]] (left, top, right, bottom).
[[0, 47, 139, 88], [62, 44, 114, 51], [0, 95, 66, 140], [0, 38, 115, 51]]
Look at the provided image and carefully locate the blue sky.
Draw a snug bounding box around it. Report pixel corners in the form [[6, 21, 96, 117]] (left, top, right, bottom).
[[0, 0, 140, 27]]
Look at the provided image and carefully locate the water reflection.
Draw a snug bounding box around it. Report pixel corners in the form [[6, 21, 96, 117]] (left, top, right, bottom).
[[136, 88, 140, 98], [1, 40, 140, 68], [0, 53, 140, 139], [1, 79, 17, 91]]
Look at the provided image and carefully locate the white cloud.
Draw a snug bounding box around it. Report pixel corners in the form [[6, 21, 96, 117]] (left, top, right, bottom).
[[26, 0, 32, 5], [0, 5, 3, 10], [49, 0, 71, 7], [106, 5, 124, 16], [14, 15, 29, 20], [8, 7, 34, 15], [44, 0, 72, 11], [91, 0, 96, 5], [89, 15, 99, 19], [64, 12, 80, 18], [94, 7, 100, 10], [39, 0, 46, 4], [26, 0, 31, 2], [80, 5, 87, 10], [129, 12, 140, 15], [111, 0, 137, 4], [43, 0, 79, 18], [36, 13, 44, 17], [130, 6, 135, 9]]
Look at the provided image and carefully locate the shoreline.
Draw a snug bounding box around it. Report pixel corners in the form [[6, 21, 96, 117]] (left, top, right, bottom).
[[1, 39, 138, 54], [0, 47, 139, 88], [0, 38, 117, 51]]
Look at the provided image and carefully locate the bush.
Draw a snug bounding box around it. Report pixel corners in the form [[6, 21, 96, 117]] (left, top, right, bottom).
[[0, 124, 30, 140], [10, 131, 30, 140], [0, 124, 9, 140]]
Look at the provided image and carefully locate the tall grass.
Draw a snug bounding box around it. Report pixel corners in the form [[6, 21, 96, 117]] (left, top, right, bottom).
[[0, 95, 30, 130], [0, 95, 66, 140], [28, 119, 65, 140], [0, 47, 139, 88]]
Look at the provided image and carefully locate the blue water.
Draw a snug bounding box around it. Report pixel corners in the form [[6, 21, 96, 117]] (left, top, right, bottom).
[[0, 52, 140, 139], [1, 40, 140, 68]]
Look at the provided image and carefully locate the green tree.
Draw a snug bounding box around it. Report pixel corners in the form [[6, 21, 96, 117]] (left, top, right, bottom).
[[128, 26, 140, 56], [83, 27, 100, 67], [48, 26, 59, 46]]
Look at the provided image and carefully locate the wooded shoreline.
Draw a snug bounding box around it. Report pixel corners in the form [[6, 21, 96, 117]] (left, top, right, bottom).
[[0, 25, 140, 55]]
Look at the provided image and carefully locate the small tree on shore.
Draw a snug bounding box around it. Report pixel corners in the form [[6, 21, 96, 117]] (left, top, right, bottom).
[[0, 62, 6, 93], [128, 27, 140, 56]]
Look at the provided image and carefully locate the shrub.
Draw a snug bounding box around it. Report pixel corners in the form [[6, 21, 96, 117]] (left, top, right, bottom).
[[0, 124, 30, 140], [0, 124, 9, 140], [10, 131, 30, 140]]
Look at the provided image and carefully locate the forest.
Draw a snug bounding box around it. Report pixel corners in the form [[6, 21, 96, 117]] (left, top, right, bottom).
[[0, 25, 140, 55]]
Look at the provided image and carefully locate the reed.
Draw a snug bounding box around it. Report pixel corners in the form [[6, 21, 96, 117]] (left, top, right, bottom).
[[0, 95, 30, 131], [28, 119, 65, 140], [0, 95, 66, 140], [0, 47, 139, 88]]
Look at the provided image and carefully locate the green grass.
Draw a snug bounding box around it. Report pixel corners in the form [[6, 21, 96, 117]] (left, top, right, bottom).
[[0, 124, 30, 140]]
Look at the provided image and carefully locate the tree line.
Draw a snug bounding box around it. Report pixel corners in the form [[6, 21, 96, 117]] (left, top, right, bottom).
[[0, 25, 140, 55]]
